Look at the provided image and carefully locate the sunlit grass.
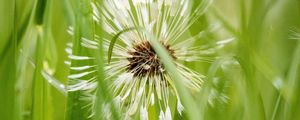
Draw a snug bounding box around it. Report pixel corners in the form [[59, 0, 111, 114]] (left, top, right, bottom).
[[1, 0, 300, 120]]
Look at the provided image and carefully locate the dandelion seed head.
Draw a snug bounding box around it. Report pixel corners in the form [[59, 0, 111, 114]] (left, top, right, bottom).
[[67, 0, 215, 119]]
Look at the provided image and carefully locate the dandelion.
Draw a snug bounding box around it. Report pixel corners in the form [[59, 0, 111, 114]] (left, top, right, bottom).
[[67, 0, 215, 119]]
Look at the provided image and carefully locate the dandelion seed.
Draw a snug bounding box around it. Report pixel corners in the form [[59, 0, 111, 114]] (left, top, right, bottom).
[[68, 0, 215, 119]]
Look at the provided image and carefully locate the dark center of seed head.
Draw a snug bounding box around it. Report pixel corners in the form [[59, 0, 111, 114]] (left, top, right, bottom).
[[126, 41, 176, 77]]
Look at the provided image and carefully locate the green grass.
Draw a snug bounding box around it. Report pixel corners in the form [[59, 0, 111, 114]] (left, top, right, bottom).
[[1, 0, 300, 120]]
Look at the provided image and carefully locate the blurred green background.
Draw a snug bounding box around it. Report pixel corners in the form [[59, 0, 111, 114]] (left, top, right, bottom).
[[1, 0, 300, 120]]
